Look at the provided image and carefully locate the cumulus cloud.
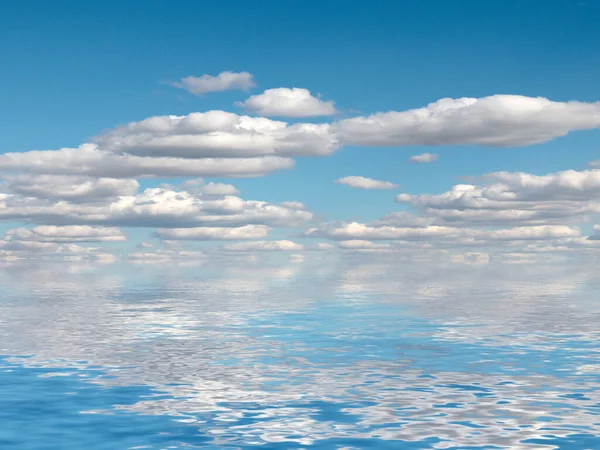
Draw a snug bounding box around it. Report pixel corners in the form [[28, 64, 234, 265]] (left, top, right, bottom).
[[0, 188, 314, 228], [335, 95, 600, 147], [155, 225, 270, 241], [171, 71, 255, 96], [239, 88, 336, 117], [200, 182, 241, 196], [0, 144, 293, 179], [93, 111, 338, 158], [409, 153, 438, 163], [0, 236, 118, 262], [307, 221, 579, 243], [224, 240, 303, 252], [396, 169, 600, 227], [1, 174, 139, 202], [279, 201, 306, 210], [307, 222, 460, 241], [4, 226, 126, 243], [2, 88, 599, 262], [174, 179, 241, 197], [335, 176, 398, 190]]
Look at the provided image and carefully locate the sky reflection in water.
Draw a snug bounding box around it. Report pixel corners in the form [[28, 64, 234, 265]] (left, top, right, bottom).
[[1, 259, 600, 449]]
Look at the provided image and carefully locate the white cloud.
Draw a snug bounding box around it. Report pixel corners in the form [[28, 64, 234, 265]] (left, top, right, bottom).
[[335, 176, 398, 190], [409, 153, 438, 163], [307, 222, 460, 240], [199, 182, 240, 196], [478, 169, 600, 200], [0, 188, 314, 228], [171, 71, 255, 96], [335, 95, 600, 147], [155, 225, 270, 241], [397, 169, 600, 227], [4, 226, 126, 243], [280, 201, 306, 210], [0, 144, 294, 178], [239, 88, 336, 117], [0, 236, 118, 262], [224, 240, 303, 252], [166, 179, 241, 197], [2, 88, 599, 262], [307, 221, 579, 243], [339, 240, 392, 250], [483, 225, 579, 241], [128, 249, 205, 264], [93, 111, 338, 158], [2, 174, 139, 202]]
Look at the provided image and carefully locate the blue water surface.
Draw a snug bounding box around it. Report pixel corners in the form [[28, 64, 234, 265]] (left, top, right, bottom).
[[1, 260, 599, 449]]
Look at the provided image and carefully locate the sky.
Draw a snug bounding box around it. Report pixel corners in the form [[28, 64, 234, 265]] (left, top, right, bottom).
[[1, 0, 600, 265]]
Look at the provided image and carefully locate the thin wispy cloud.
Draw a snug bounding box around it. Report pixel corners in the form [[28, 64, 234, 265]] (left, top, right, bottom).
[[335, 176, 398, 190]]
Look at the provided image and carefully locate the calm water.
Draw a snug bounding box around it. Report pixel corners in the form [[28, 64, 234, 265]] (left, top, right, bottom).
[[1, 258, 599, 449]]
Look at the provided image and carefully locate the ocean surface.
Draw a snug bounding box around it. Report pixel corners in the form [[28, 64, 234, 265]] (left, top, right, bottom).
[[1, 258, 599, 449]]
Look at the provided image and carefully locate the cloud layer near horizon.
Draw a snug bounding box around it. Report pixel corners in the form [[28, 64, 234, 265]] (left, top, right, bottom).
[[1, 77, 600, 263]]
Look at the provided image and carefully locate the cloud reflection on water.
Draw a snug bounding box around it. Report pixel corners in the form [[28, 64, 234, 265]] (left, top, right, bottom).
[[1, 258, 599, 448]]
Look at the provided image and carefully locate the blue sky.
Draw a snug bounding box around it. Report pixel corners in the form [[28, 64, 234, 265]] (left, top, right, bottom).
[[1, 0, 600, 261]]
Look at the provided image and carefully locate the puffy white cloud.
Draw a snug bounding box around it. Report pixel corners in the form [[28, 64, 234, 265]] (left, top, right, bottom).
[[397, 169, 600, 227], [335, 95, 600, 147], [93, 111, 338, 158], [478, 169, 600, 201], [409, 153, 438, 163], [171, 71, 255, 96], [0, 188, 314, 228], [4, 226, 126, 243], [483, 225, 579, 241], [0, 236, 118, 262], [279, 201, 306, 210], [224, 240, 303, 252], [165, 179, 241, 197], [155, 225, 270, 241], [307, 221, 579, 243], [1, 174, 139, 202], [0, 144, 293, 179], [335, 176, 398, 190], [307, 222, 460, 240], [239, 88, 336, 117], [199, 182, 240, 196]]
